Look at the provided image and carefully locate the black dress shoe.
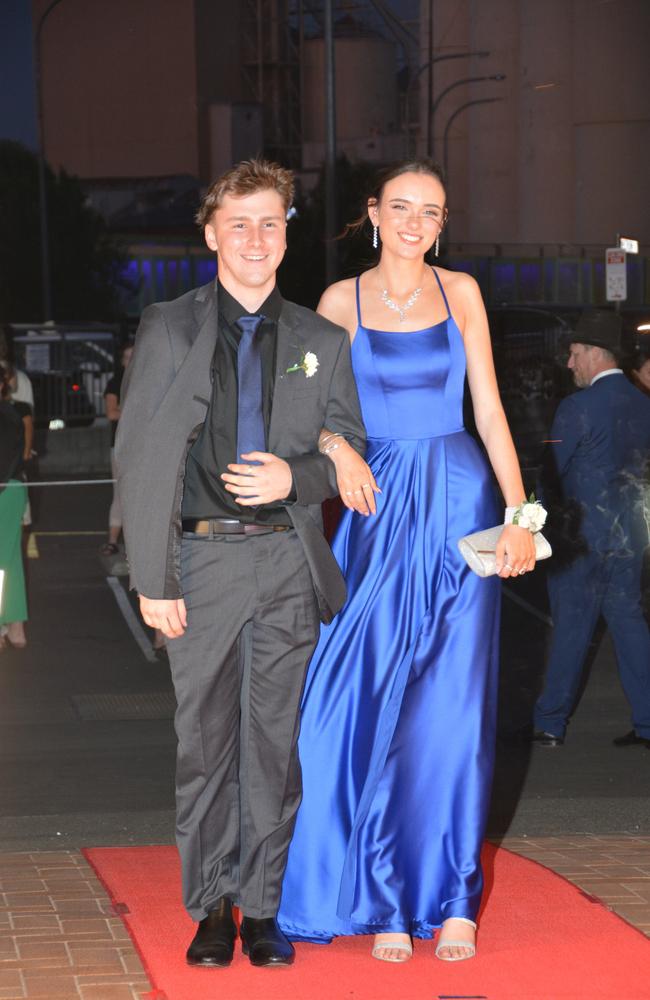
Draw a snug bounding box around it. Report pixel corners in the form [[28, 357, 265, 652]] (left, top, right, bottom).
[[186, 898, 237, 967], [531, 729, 564, 747], [613, 730, 650, 749], [240, 917, 295, 967]]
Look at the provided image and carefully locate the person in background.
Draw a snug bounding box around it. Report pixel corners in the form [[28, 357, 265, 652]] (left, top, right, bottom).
[[101, 342, 134, 556], [629, 347, 650, 397], [0, 326, 34, 465], [627, 344, 650, 615], [533, 311, 650, 749], [0, 363, 29, 651]]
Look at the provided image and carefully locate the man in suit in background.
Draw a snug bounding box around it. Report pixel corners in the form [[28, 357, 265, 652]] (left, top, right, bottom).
[[533, 309, 650, 748], [115, 160, 365, 967]]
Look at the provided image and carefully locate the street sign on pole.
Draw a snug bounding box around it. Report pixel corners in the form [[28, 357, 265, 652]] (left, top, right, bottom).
[[606, 247, 627, 301]]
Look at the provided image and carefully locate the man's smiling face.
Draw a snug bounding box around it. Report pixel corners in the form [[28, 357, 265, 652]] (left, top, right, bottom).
[[204, 189, 287, 299]]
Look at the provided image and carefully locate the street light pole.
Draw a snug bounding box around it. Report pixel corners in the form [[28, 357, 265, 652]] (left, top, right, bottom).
[[442, 96, 503, 247], [442, 97, 503, 179], [431, 74, 506, 159], [324, 0, 338, 286], [33, 0, 66, 322], [404, 51, 490, 158]]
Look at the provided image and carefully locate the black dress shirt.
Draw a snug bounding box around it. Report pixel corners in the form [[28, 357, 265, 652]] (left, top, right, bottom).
[[181, 282, 292, 525]]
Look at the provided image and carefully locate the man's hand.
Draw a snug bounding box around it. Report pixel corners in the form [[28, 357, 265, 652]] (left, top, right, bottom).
[[221, 452, 293, 506], [139, 596, 187, 638]]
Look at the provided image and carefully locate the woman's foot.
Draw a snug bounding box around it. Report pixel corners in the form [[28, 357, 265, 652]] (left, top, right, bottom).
[[435, 918, 476, 962], [6, 622, 27, 649], [371, 933, 412, 963]]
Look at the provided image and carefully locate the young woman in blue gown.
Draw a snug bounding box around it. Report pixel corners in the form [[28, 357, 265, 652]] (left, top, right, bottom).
[[278, 160, 536, 963]]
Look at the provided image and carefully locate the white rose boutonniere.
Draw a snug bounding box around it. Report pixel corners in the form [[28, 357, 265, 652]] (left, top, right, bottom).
[[510, 493, 548, 533], [287, 351, 319, 379]]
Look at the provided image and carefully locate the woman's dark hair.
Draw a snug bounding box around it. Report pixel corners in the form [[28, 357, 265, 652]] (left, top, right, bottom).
[[630, 345, 650, 371], [0, 324, 15, 366], [0, 361, 11, 401], [342, 158, 447, 240]]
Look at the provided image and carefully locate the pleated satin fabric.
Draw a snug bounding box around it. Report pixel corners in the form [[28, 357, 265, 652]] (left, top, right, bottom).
[[279, 271, 501, 940]]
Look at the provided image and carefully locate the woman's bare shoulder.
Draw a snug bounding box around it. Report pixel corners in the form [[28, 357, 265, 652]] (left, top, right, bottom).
[[317, 277, 359, 333], [433, 265, 480, 298]]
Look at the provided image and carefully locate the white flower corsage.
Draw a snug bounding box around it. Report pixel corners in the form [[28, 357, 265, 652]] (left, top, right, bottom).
[[505, 493, 548, 533], [286, 351, 319, 379]]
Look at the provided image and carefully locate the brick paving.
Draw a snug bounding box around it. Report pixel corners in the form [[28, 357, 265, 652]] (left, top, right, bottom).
[[0, 837, 648, 997]]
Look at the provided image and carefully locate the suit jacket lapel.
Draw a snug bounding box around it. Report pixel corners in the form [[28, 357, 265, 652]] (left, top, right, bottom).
[[269, 308, 298, 452], [191, 280, 217, 349]]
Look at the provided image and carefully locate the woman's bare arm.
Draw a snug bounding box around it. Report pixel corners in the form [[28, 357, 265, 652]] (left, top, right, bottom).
[[452, 272, 536, 576]]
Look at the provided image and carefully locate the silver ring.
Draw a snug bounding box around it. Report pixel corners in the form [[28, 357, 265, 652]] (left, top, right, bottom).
[[345, 490, 354, 495], [505, 563, 513, 571], [361, 483, 371, 488]]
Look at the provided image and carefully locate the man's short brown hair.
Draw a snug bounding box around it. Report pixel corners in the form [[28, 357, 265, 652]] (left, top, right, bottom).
[[196, 159, 295, 228]]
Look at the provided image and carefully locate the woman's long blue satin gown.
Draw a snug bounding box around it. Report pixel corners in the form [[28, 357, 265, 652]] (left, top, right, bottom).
[[279, 270, 501, 941]]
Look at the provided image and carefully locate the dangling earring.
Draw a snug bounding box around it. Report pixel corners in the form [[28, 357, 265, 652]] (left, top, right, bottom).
[[434, 234, 440, 258], [372, 225, 378, 249]]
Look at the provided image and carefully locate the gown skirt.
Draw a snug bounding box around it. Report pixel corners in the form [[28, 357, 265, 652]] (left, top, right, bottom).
[[279, 272, 501, 941]]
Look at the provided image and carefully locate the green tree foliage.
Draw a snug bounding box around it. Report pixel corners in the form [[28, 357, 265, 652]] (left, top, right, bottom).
[[0, 141, 128, 322]]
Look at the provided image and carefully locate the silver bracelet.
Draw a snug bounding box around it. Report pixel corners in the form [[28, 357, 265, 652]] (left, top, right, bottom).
[[323, 441, 342, 455], [319, 433, 343, 454]]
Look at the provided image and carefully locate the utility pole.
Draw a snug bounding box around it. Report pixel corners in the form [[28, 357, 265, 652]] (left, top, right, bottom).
[[426, 0, 434, 157], [324, 0, 338, 286], [33, 0, 66, 322]]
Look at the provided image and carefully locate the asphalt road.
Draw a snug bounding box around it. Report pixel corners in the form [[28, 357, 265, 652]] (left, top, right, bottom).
[[0, 479, 647, 853]]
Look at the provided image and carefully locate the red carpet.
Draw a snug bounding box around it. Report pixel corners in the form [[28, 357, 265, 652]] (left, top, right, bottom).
[[84, 844, 650, 1000]]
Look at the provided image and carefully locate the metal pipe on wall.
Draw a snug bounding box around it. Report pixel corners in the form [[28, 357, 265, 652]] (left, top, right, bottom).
[[324, 0, 338, 285]]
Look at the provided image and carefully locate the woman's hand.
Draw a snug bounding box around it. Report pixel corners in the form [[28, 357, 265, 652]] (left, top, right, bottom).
[[495, 524, 536, 578], [328, 440, 380, 516]]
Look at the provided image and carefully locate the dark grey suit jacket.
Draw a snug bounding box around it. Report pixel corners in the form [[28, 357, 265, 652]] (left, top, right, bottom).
[[115, 281, 366, 622]]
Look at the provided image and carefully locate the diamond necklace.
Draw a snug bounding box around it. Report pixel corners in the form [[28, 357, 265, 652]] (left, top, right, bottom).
[[380, 285, 423, 323]]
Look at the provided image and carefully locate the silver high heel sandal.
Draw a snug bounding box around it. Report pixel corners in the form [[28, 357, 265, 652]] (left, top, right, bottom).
[[434, 917, 477, 962]]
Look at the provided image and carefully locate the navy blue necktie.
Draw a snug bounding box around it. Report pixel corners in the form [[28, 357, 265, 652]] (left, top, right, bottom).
[[236, 314, 266, 466]]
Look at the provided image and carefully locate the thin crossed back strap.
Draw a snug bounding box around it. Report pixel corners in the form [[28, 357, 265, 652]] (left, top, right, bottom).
[[355, 275, 363, 326], [431, 266, 451, 320]]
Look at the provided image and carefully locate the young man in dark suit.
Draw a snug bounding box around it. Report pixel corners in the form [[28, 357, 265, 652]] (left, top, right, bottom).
[[115, 160, 366, 967], [533, 310, 650, 748]]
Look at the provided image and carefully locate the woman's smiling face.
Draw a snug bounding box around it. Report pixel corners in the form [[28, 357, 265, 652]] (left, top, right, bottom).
[[369, 172, 447, 260]]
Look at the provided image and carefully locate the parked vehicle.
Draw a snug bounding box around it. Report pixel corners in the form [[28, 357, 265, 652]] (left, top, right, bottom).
[[10, 326, 118, 429]]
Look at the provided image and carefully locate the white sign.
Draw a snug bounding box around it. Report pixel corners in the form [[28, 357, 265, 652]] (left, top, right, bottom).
[[619, 236, 639, 254], [606, 247, 627, 301]]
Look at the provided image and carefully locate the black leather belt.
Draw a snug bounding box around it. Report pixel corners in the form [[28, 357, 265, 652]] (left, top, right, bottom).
[[182, 518, 291, 536]]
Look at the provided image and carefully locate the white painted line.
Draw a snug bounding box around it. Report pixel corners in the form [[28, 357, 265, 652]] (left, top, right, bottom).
[[106, 576, 158, 663], [503, 586, 553, 626], [0, 479, 115, 487], [34, 531, 106, 536]]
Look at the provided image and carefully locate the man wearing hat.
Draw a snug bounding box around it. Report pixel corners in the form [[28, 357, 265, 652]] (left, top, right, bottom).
[[532, 309, 650, 748]]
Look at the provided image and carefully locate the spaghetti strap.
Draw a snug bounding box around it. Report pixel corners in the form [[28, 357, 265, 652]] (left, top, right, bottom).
[[431, 267, 451, 320], [355, 275, 363, 327]]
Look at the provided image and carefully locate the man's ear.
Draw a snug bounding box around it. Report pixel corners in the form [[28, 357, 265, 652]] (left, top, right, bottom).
[[204, 223, 218, 253]]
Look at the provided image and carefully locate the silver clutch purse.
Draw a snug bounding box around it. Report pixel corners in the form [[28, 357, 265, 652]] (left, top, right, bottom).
[[457, 525, 552, 578]]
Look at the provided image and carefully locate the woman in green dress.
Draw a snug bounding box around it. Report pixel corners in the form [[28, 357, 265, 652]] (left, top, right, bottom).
[[0, 363, 28, 651]]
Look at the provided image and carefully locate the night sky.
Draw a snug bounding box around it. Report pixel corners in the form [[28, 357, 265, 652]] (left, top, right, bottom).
[[0, 0, 36, 148], [0, 0, 418, 152]]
